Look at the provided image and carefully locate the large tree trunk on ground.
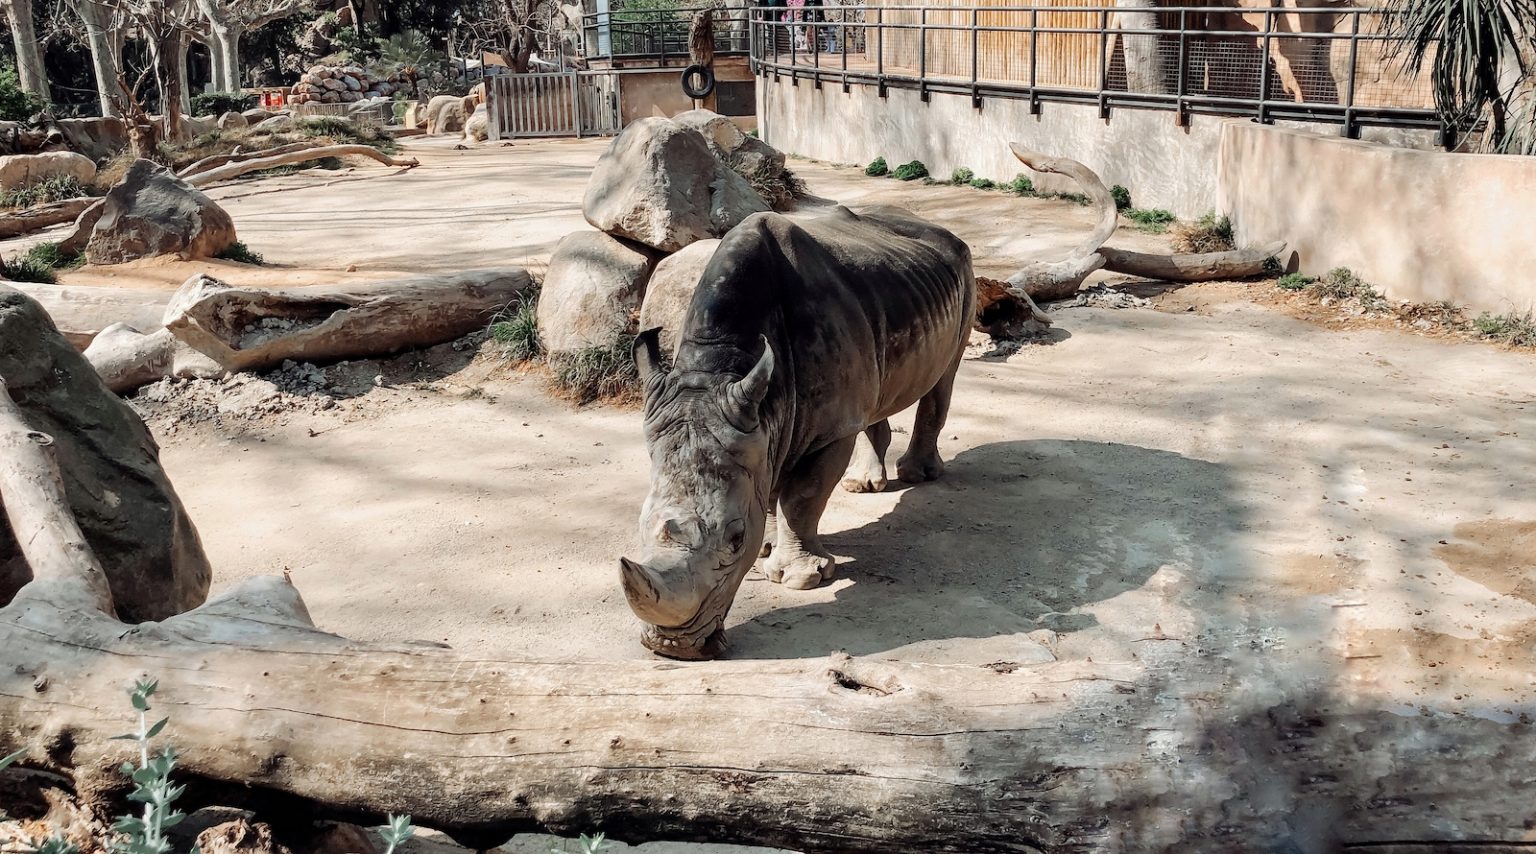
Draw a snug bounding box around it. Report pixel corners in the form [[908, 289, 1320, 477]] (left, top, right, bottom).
[[3, 285, 1536, 852], [177, 141, 327, 179], [1004, 145, 1117, 303], [1099, 241, 1286, 281], [182, 145, 421, 186], [4, 0, 49, 101], [0, 198, 96, 239], [162, 270, 532, 373]]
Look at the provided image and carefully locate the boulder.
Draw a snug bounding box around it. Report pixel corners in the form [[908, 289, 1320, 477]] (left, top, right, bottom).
[[321, 77, 345, 92], [341, 74, 361, 91], [583, 117, 769, 252], [83, 159, 237, 265], [55, 117, 128, 162], [672, 109, 785, 175], [182, 115, 218, 136], [403, 101, 427, 129], [0, 151, 96, 195], [217, 110, 248, 130], [423, 94, 467, 135], [242, 108, 275, 123], [0, 284, 212, 621], [536, 230, 662, 353], [253, 114, 294, 133], [464, 103, 489, 142], [637, 238, 721, 357], [195, 820, 292, 854]]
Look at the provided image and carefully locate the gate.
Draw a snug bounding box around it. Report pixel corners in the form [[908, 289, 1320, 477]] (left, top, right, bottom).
[[486, 71, 621, 140]]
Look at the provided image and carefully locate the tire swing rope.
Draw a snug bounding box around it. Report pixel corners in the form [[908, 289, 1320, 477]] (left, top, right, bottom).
[[681, 64, 716, 100]]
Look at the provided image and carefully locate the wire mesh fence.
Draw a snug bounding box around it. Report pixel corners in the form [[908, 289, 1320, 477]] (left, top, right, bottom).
[[749, 3, 1439, 132]]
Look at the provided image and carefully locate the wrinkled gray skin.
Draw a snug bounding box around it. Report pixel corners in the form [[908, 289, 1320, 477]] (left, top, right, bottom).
[[621, 206, 975, 659]]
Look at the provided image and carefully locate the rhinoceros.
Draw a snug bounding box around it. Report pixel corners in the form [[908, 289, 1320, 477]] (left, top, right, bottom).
[[619, 205, 975, 659]]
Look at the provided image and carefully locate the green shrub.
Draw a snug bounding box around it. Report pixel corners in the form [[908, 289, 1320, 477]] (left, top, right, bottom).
[[892, 160, 928, 181], [1171, 212, 1234, 253], [1472, 311, 1536, 347], [1007, 174, 1035, 195], [489, 291, 542, 363], [969, 177, 997, 190], [0, 64, 45, 121], [1110, 184, 1132, 211], [1308, 266, 1387, 310], [24, 241, 83, 270], [0, 175, 88, 209], [190, 91, 255, 117], [0, 253, 56, 283], [864, 156, 888, 177], [1123, 207, 1176, 233], [1276, 272, 1314, 291], [215, 240, 265, 265], [950, 166, 974, 185]]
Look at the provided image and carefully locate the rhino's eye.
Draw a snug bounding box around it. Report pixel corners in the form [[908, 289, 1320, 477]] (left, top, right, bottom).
[[723, 518, 747, 556]]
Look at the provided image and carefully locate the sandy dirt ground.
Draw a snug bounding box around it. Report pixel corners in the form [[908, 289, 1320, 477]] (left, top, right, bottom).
[[11, 136, 1536, 851]]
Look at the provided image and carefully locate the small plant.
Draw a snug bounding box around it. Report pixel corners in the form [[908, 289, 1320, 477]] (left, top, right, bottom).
[[0, 63, 45, 121], [110, 680, 187, 854], [215, 240, 265, 265], [864, 156, 888, 177], [0, 253, 57, 284], [1276, 272, 1314, 291], [24, 241, 84, 271], [489, 291, 542, 363], [551, 834, 609, 854], [1007, 174, 1035, 195], [892, 160, 928, 181], [1307, 266, 1388, 311], [729, 153, 805, 210], [968, 177, 997, 190], [189, 91, 254, 117], [0, 175, 89, 209], [1472, 311, 1536, 347], [1123, 207, 1176, 233], [949, 166, 974, 185], [549, 333, 640, 405], [1110, 184, 1132, 211], [379, 815, 416, 854], [1170, 212, 1235, 253]]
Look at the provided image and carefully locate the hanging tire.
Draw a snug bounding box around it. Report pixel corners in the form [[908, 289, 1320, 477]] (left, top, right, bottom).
[[681, 64, 716, 100]]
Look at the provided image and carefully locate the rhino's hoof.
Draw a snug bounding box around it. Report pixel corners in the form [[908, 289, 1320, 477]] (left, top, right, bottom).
[[766, 552, 835, 590], [897, 452, 944, 484], [840, 473, 888, 494]]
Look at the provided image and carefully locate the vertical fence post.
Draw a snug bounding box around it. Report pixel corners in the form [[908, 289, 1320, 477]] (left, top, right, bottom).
[[486, 77, 501, 142], [571, 72, 582, 138], [1175, 7, 1188, 126], [1257, 8, 1273, 123], [877, 5, 886, 97], [919, 5, 929, 102], [971, 6, 981, 108], [840, 6, 849, 92], [1098, 7, 1110, 118], [1028, 6, 1039, 114], [1342, 10, 1361, 138]]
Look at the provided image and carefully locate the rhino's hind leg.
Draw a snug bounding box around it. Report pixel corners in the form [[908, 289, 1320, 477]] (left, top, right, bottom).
[[897, 355, 960, 483], [840, 420, 892, 493], [765, 434, 856, 590], [759, 504, 778, 558]]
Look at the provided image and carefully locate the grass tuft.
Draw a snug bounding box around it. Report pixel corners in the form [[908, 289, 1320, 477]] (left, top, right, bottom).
[[1170, 212, 1235, 253], [548, 332, 640, 405], [215, 240, 265, 265], [969, 177, 997, 190], [1472, 311, 1536, 347], [1276, 272, 1314, 291], [25, 241, 84, 271], [0, 175, 89, 209], [489, 290, 543, 363], [950, 166, 974, 185], [729, 154, 806, 211], [0, 253, 56, 283], [864, 156, 888, 177], [892, 160, 928, 181], [1123, 207, 1176, 233]]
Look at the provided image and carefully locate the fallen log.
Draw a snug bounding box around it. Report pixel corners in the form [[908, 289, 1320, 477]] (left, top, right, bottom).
[[177, 142, 323, 179], [1003, 144, 1118, 303], [81, 324, 177, 393], [0, 198, 96, 240], [2, 287, 1533, 852], [163, 270, 532, 373], [183, 145, 420, 187], [1100, 241, 1286, 282]]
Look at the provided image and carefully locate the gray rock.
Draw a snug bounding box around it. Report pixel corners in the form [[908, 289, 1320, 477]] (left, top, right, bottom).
[[583, 117, 769, 252], [241, 108, 275, 123], [637, 238, 721, 357], [672, 109, 786, 176], [253, 114, 294, 133], [464, 104, 488, 142], [536, 230, 662, 353], [341, 74, 362, 91], [55, 117, 128, 162], [424, 94, 468, 134], [83, 159, 237, 265], [0, 284, 211, 621], [217, 110, 248, 130], [0, 151, 96, 195]]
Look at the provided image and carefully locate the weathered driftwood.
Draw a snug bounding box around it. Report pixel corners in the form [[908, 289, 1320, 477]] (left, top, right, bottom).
[[163, 270, 533, 372], [0, 198, 96, 240], [2, 303, 1534, 853], [1100, 241, 1286, 282], [6, 283, 170, 348], [56, 198, 106, 257], [182, 145, 420, 187], [81, 324, 178, 393], [177, 142, 323, 179], [975, 276, 1052, 338], [1003, 145, 1117, 303]]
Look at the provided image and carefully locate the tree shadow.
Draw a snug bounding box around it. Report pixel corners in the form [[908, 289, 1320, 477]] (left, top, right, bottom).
[[729, 439, 1247, 659]]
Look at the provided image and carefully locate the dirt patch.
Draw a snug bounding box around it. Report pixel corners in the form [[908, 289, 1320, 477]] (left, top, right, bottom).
[[1435, 519, 1536, 603]]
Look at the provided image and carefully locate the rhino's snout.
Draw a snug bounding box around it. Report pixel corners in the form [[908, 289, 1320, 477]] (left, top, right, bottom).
[[620, 555, 708, 628]]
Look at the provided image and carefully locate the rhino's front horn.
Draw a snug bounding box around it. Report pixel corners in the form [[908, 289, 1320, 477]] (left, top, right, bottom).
[[620, 556, 699, 628]]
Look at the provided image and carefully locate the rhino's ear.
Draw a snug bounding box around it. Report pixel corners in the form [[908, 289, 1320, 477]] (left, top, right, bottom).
[[633, 327, 666, 385], [724, 336, 775, 432]]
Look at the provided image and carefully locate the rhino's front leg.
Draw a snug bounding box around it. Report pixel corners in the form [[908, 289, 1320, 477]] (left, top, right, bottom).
[[840, 419, 891, 493], [765, 434, 856, 590]]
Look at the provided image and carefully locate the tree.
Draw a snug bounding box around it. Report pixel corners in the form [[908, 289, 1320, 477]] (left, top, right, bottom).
[[1386, 0, 1536, 153], [62, 0, 127, 115], [2, 0, 51, 100], [113, 0, 202, 140], [195, 0, 312, 92]]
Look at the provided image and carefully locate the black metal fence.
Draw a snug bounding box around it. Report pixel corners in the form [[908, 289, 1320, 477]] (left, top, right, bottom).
[[746, 3, 1441, 135], [583, 3, 753, 64]]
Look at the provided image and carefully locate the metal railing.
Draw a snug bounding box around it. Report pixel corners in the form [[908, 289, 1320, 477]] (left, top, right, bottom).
[[749, 3, 1440, 135], [583, 3, 753, 64]]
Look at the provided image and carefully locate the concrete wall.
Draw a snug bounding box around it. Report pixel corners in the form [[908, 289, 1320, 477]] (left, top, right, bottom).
[[617, 58, 757, 126], [1220, 122, 1536, 314], [757, 76, 1229, 217]]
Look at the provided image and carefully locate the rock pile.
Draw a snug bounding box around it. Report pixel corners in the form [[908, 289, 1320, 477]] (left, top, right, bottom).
[[291, 64, 408, 105]]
